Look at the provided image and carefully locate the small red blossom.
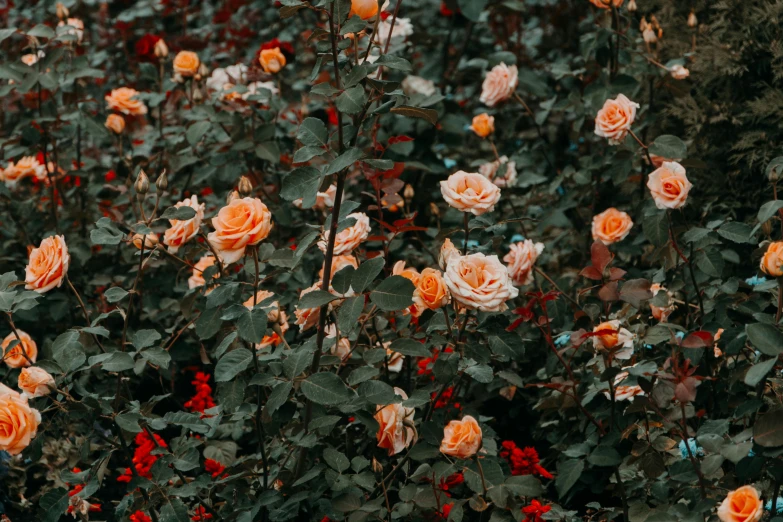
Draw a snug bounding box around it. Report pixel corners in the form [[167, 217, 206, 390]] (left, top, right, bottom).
[[439, 503, 453, 519], [184, 372, 217, 417], [205, 459, 226, 479], [192, 506, 213, 521], [500, 442, 553, 479], [130, 511, 153, 522], [522, 499, 551, 522], [433, 386, 461, 411], [388, 135, 414, 145], [117, 431, 167, 482]]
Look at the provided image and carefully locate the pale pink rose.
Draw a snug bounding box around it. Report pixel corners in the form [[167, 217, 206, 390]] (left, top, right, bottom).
[[443, 252, 519, 312], [18, 367, 55, 399], [293, 184, 339, 210], [670, 64, 690, 80], [439, 238, 460, 270], [591, 208, 633, 245], [208, 197, 273, 264], [318, 212, 371, 255], [503, 240, 544, 286], [375, 387, 415, 456], [440, 171, 501, 216], [440, 415, 482, 459], [603, 371, 644, 402], [592, 320, 634, 360], [164, 195, 205, 253], [717, 486, 763, 522], [480, 63, 518, 107], [25, 235, 69, 294], [383, 342, 405, 373], [188, 255, 217, 290], [594, 94, 639, 144], [325, 324, 351, 360], [647, 161, 692, 210], [479, 156, 517, 188]]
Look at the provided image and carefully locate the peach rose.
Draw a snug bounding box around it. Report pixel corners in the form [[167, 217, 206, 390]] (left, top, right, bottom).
[[384, 344, 405, 372], [173, 51, 200, 77], [350, 0, 380, 20], [318, 212, 371, 256], [647, 161, 692, 210], [105, 87, 148, 116], [717, 486, 763, 522], [1, 330, 37, 369], [295, 283, 324, 332], [480, 63, 518, 107], [258, 311, 289, 350], [470, 113, 495, 138], [479, 156, 517, 188], [105, 114, 125, 134], [761, 241, 783, 277], [188, 255, 217, 290], [326, 324, 352, 360], [589, 0, 623, 8], [244, 289, 281, 319], [504, 239, 544, 286], [594, 94, 639, 144], [444, 252, 519, 312], [591, 208, 633, 245], [393, 261, 421, 286], [2, 156, 46, 185], [649, 283, 675, 322], [440, 415, 482, 459], [57, 17, 84, 42], [0, 387, 41, 455], [319, 255, 359, 280], [603, 371, 645, 402], [375, 387, 415, 456], [164, 195, 206, 254], [592, 320, 634, 360], [132, 233, 159, 250], [440, 171, 501, 216], [670, 64, 690, 80], [414, 268, 450, 312], [208, 197, 273, 264], [259, 48, 287, 74], [18, 367, 55, 399], [293, 184, 338, 210], [439, 238, 460, 270], [21, 51, 43, 66], [25, 235, 70, 293]]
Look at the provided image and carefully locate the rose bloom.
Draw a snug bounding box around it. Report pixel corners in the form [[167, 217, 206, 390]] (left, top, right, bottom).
[[325, 325, 352, 360], [350, 0, 380, 20], [105, 114, 126, 134], [188, 255, 217, 290], [18, 367, 55, 399], [173, 51, 200, 77], [761, 241, 783, 277], [318, 212, 370, 256], [670, 64, 690, 80], [594, 94, 639, 144], [470, 113, 495, 138], [259, 48, 287, 74], [440, 415, 482, 459], [589, 0, 623, 8], [105, 87, 148, 116], [479, 156, 517, 188], [25, 235, 70, 294], [1, 330, 37, 368], [480, 63, 518, 107], [717, 486, 763, 522], [440, 171, 501, 216], [376, 17, 414, 47], [375, 387, 415, 456], [603, 371, 645, 402], [384, 344, 405, 372], [293, 184, 338, 210], [57, 17, 84, 43], [414, 268, 450, 312], [504, 240, 544, 286], [2, 156, 46, 186], [401, 76, 437, 97], [206, 64, 248, 92], [258, 311, 289, 350], [294, 283, 324, 332], [591, 208, 633, 245], [647, 161, 692, 210], [208, 197, 273, 264], [647, 153, 678, 168], [0, 386, 41, 455], [164, 195, 206, 254], [319, 255, 359, 281], [132, 232, 159, 250], [649, 283, 675, 322], [393, 260, 421, 286], [243, 81, 279, 102], [439, 238, 460, 270], [592, 320, 634, 360], [444, 252, 519, 312], [21, 51, 44, 66]]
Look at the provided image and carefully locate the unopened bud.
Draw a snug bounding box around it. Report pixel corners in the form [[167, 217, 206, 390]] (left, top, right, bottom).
[[198, 62, 209, 78], [227, 190, 240, 203], [154, 38, 169, 58], [762, 220, 773, 237], [156, 169, 168, 191], [135, 169, 150, 195], [192, 86, 203, 102], [429, 202, 440, 217], [649, 15, 660, 29], [403, 183, 414, 201], [371, 458, 383, 473], [643, 27, 658, 44], [627, 0, 637, 12], [687, 10, 697, 28], [132, 233, 159, 250], [639, 17, 648, 32], [56, 2, 69, 20], [238, 176, 253, 197]]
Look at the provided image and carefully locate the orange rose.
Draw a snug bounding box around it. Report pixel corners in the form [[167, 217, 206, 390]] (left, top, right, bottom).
[[647, 161, 692, 210], [259, 48, 287, 74], [105, 114, 125, 134], [244, 289, 281, 320], [440, 171, 501, 216], [375, 387, 415, 456], [589, 0, 623, 8], [350, 0, 379, 20], [318, 212, 370, 256], [132, 232, 159, 250], [295, 283, 324, 332], [440, 415, 482, 459], [105, 87, 148, 116], [319, 255, 359, 280], [0, 387, 41, 455], [592, 320, 634, 359], [504, 239, 544, 286], [470, 113, 495, 138], [25, 235, 70, 293], [18, 367, 55, 398], [188, 255, 218, 290], [413, 268, 450, 312], [2, 156, 46, 185], [208, 197, 273, 264], [393, 261, 421, 286], [173, 51, 200, 77], [1, 330, 37, 369], [717, 486, 763, 522], [164, 195, 206, 254], [594, 94, 638, 144], [443, 253, 518, 312], [591, 208, 633, 245], [761, 242, 783, 277], [480, 63, 518, 107]]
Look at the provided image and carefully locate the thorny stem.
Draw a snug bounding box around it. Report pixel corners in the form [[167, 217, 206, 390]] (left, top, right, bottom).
[[475, 455, 488, 496], [250, 247, 270, 495], [66, 274, 106, 352]]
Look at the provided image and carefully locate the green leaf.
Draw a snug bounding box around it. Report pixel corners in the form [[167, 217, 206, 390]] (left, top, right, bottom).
[[101, 352, 135, 372], [90, 225, 123, 245], [351, 257, 385, 293], [465, 364, 494, 383], [370, 276, 415, 311], [104, 287, 128, 303], [338, 295, 365, 333], [347, 366, 379, 385], [28, 24, 55, 39], [299, 289, 340, 309], [754, 410, 783, 447], [280, 167, 322, 207], [263, 381, 293, 416], [159, 497, 191, 522], [758, 200, 783, 223], [237, 308, 268, 344], [556, 459, 584, 498], [717, 221, 754, 243], [695, 248, 724, 277], [746, 323, 783, 356], [587, 446, 622, 466], [388, 338, 430, 357], [648, 135, 687, 160], [160, 206, 197, 221], [116, 412, 143, 433], [140, 347, 171, 369], [335, 86, 367, 115], [301, 372, 354, 405], [0, 28, 17, 43], [297, 117, 328, 147], [458, 0, 488, 21], [283, 348, 313, 379], [390, 105, 438, 125], [324, 147, 364, 176], [38, 488, 70, 522], [745, 358, 777, 387], [130, 329, 161, 349], [215, 348, 253, 382], [375, 54, 412, 72], [357, 380, 400, 405], [186, 121, 211, 146], [324, 447, 351, 472], [505, 475, 544, 496], [642, 212, 668, 247]]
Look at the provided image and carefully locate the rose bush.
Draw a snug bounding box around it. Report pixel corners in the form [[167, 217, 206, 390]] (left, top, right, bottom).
[[1, 0, 783, 522]]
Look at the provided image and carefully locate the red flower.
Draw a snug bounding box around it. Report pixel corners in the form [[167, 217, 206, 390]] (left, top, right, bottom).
[[500, 442, 553, 479], [440, 2, 455, 16], [184, 372, 217, 417], [130, 511, 153, 522], [326, 106, 339, 126], [205, 459, 226, 479], [522, 500, 551, 522], [135, 34, 161, 62], [117, 430, 167, 482], [432, 386, 461, 411], [388, 135, 414, 145], [192, 506, 213, 521], [439, 503, 453, 519]]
